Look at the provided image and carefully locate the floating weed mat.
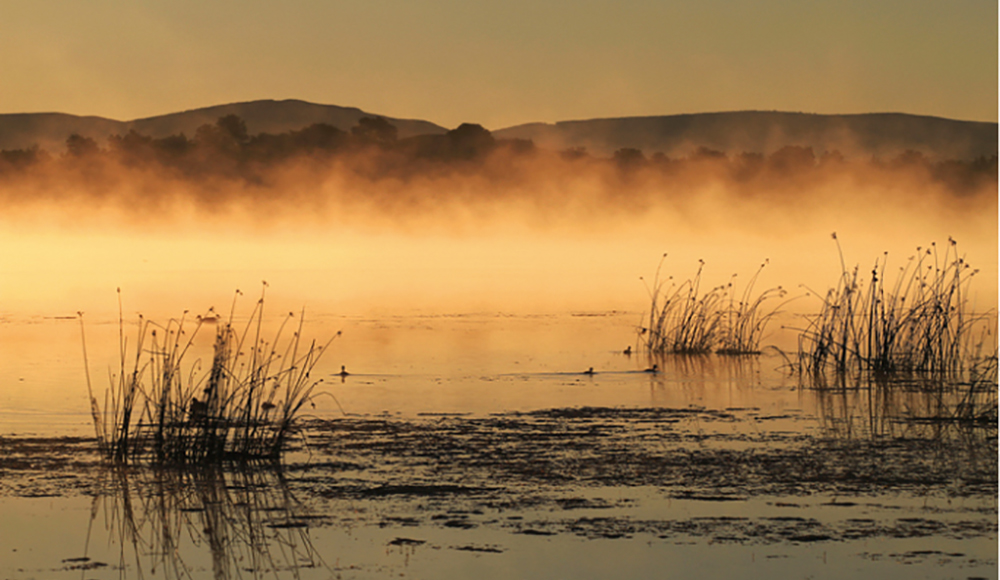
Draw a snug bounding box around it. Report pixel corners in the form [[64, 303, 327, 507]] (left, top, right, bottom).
[[302, 407, 996, 499], [80, 286, 338, 465], [794, 235, 996, 376], [641, 255, 787, 355]]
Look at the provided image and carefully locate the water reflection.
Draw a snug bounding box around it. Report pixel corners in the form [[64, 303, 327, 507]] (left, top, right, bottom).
[[85, 465, 329, 579], [808, 373, 996, 439], [644, 352, 793, 407]]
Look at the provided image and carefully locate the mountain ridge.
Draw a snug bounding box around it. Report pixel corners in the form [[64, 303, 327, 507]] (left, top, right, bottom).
[[0, 99, 448, 153], [0, 100, 995, 161], [492, 110, 998, 160]]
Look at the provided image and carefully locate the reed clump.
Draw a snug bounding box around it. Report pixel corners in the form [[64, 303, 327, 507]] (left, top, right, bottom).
[[641, 255, 787, 355], [795, 235, 992, 376], [80, 286, 337, 465]]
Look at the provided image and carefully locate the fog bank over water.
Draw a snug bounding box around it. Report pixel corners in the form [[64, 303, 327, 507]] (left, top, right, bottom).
[[2, 165, 995, 322], [0, 119, 995, 320]]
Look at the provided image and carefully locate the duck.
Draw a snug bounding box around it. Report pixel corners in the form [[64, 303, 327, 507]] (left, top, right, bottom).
[[188, 398, 208, 420], [583, 367, 595, 375], [623, 346, 632, 356], [338, 365, 350, 377], [643, 364, 659, 373]]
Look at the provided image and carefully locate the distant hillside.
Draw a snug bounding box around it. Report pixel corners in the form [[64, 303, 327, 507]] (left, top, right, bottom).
[[0, 113, 126, 155], [0, 99, 447, 153], [2, 104, 996, 161], [493, 112, 999, 161]]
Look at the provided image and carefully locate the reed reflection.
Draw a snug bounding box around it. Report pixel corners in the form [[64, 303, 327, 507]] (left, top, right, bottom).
[[808, 365, 997, 437], [644, 352, 792, 407], [84, 465, 330, 580]]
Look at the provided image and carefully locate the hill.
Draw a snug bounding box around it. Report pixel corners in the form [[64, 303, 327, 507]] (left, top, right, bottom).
[[1, 103, 995, 161], [0, 99, 447, 153], [492, 111, 998, 161]]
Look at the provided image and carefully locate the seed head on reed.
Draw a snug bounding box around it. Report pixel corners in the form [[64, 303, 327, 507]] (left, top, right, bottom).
[[80, 285, 339, 465], [794, 237, 994, 378], [641, 255, 787, 355]]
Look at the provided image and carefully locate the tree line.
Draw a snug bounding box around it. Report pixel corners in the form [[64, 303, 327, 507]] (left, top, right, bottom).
[[0, 114, 995, 195]]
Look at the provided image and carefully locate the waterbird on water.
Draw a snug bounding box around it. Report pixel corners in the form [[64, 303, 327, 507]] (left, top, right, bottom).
[[583, 367, 595, 375], [188, 398, 208, 420], [643, 364, 659, 373], [338, 365, 350, 377], [623, 346, 632, 356]]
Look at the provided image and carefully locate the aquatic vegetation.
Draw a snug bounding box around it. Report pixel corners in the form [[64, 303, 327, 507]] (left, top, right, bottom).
[[80, 285, 337, 465], [791, 236, 998, 431], [795, 235, 994, 376], [641, 255, 787, 355]]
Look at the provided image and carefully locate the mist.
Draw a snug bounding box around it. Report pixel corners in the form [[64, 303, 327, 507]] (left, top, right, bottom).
[[0, 117, 995, 321]]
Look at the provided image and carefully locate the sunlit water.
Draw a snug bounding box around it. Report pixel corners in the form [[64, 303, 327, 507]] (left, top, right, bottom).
[[0, 309, 995, 580], [0, 309, 805, 435], [0, 202, 997, 579]]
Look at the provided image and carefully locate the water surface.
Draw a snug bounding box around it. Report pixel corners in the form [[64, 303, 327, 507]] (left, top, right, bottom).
[[1, 311, 995, 579]]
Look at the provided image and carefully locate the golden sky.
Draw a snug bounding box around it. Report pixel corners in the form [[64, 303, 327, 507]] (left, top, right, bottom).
[[1, 0, 996, 129]]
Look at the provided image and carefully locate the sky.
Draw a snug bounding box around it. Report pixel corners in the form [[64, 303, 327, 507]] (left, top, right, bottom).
[[0, 0, 996, 129]]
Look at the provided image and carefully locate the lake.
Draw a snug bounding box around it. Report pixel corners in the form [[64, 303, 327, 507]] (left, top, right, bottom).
[[1, 302, 995, 579], [0, 192, 997, 579]]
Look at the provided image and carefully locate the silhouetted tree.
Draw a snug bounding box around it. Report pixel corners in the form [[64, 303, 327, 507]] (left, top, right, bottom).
[[891, 149, 929, 168], [970, 154, 998, 174], [560, 147, 589, 161], [446, 123, 496, 159], [153, 134, 193, 159], [194, 115, 250, 155], [613, 147, 646, 167], [244, 132, 292, 162], [292, 123, 347, 151], [818, 150, 846, 166], [351, 117, 398, 147], [0, 147, 43, 167], [689, 146, 727, 161], [65, 134, 100, 158], [108, 130, 156, 166], [216, 114, 249, 144]]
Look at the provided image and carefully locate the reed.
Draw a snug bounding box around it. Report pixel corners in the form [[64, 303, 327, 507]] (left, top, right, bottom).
[[641, 255, 786, 355], [718, 260, 789, 354], [81, 285, 337, 465], [795, 235, 991, 376]]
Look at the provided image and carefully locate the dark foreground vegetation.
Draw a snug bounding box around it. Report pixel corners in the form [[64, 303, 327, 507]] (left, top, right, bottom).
[[81, 286, 336, 465], [0, 114, 995, 203], [641, 257, 788, 355], [641, 238, 997, 430], [74, 234, 995, 466]]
